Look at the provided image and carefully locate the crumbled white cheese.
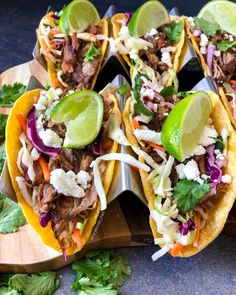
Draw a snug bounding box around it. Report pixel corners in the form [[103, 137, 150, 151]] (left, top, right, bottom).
[[188, 17, 195, 27], [200, 34, 208, 47], [198, 125, 218, 147], [175, 163, 185, 179], [183, 160, 200, 180], [200, 46, 207, 54], [161, 52, 172, 67], [77, 170, 91, 190], [229, 35, 234, 42], [221, 174, 232, 184], [36, 114, 62, 148], [134, 129, 162, 145], [50, 169, 85, 198], [221, 128, 229, 143], [190, 145, 206, 156], [201, 174, 210, 180], [214, 50, 221, 57], [216, 153, 225, 161], [214, 149, 221, 155], [40, 129, 63, 148], [145, 28, 158, 36], [161, 46, 176, 53], [194, 176, 204, 185]]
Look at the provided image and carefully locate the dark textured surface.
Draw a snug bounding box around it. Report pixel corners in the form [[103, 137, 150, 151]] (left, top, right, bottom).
[[1, 1, 236, 294]]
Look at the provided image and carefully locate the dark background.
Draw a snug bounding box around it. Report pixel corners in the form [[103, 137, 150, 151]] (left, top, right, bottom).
[[1, 0, 233, 72]]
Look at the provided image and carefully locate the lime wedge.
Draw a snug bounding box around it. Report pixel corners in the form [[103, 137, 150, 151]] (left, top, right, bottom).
[[59, 0, 100, 33], [50, 90, 104, 148], [128, 0, 170, 37], [161, 91, 212, 162], [198, 0, 236, 35]]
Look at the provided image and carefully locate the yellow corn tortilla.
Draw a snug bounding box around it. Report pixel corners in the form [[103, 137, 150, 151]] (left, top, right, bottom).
[[123, 92, 236, 257], [6, 89, 120, 255], [112, 14, 185, 85], [37, 12, 109, 89], [185, 18, 236, 131]]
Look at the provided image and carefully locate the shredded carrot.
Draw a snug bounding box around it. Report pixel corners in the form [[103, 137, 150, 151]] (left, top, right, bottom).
[[132, 118, 141, 130], [131, 165, 139, 172], [102, 139, 113, 151], [38, 156, 50, 181], [193, 212, 201, 246], [46, 44, 56, 53], [170, 242, 185, 257], [48, 29, 62, 36], [16, 113, 26, 132], [73, 228, 84, 249], [147, 141, 165, 152]]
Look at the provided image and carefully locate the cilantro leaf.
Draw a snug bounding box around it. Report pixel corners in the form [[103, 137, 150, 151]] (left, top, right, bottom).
[[177, 91, 192, 99], [163, 20, 183, 44], [160, 85, 176, 97], [0, 287, 19, 295], [194, 17, 220, 37], [0, 115, 8, 141], [117, 84, 129, 96], [9, 272, 59, 295], [0, 142, 6, 173], [173, 179, 210, 213], [0, 82, 26, 107], [74, 278, 118, 295], [0, 194, 26, 233], [215, 135, 225, 152], [108, 257, 131, 288], [71, 250, 131, 294], [84, 43, 100, 63], [217, 41, 236, 52], [133, 74, 153, 116]]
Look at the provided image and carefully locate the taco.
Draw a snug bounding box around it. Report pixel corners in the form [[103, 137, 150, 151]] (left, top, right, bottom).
[[123, 89, 236, 259], [111, 7, 185, 86], [185, 16, 236, 128], [6, 86, 121, 256], [37, 3, 108, 90]]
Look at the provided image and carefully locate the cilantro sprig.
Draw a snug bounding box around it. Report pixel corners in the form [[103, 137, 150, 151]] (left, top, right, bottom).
[[163, 20, 183, 44], [194, 17, 220, 37], [173, 179, 210, 213], [84, 43, 100, 63], [71, 250, 131, 294], [0, 82, 26, 107], [217, 41, 236, 52]]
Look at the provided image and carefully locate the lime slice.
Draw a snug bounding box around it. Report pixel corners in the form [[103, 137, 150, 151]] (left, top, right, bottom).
[[161, 91, 212, 162], [198, 0, 236, 35], [50, 90, 104, 148], [128, 0, 170, 37], [59, 0, 100, 33]]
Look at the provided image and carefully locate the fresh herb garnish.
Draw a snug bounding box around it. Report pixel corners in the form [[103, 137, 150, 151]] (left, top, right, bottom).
[[194, 17, 220, 37], [160, 85, 177, 97], [8, 272, 59, 295], [217, 40, 236, 52], [133, 74, 153, 116], [173, 179, 210, 213], [0, 115, 8, 141], [0, 142, 6, 173], [163, 20, 183, 44], [0, 82, 26, 107], [177, 91, 192, 98], [0, 194, 26, 233], [215, 135, 225, 151], [84, 43, 100, 63], [117, 84, 129, 96], [71, 250, 131, 294]]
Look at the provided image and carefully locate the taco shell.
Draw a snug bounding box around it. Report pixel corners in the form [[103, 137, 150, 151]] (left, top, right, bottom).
[[6, 89, 120, 255], [123, 92, 236, 257]]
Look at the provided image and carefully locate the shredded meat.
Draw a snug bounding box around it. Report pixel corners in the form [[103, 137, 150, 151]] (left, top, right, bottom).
[[47, 121, 66, 138], [193, 155, 207, 175], [49, 151, 73, 172], [79, 152, 94, 172], [61, 33, 79, 73], [39, 183, 58, 213]]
